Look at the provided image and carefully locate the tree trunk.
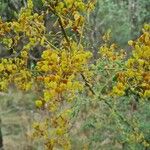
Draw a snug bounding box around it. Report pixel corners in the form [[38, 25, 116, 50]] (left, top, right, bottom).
[[128, 0, 138, 38], [0, 119, 3, 149]]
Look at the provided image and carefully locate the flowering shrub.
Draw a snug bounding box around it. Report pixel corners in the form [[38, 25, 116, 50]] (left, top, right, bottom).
[[0, 0, 149, 149], [93, 27, 150, 149], [0, 0, 95, 149], [68, 27, 150, 149], [113, 24, 150, 99]]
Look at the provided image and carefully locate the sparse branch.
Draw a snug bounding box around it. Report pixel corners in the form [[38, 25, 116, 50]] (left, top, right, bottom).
[[48, 4, 71, 48]]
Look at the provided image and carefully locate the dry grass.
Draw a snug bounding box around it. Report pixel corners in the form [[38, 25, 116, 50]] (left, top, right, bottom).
[[0, 89, 39, 150]]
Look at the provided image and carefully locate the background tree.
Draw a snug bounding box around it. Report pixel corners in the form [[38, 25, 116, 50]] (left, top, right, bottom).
[[85, 0, 150, 57]]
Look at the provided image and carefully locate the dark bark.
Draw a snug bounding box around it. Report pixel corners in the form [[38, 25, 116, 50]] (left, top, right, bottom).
[[0, 119, 3, 149]]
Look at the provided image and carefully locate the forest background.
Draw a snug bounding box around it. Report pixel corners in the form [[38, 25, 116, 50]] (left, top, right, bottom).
[[0, 0, 150, 150]]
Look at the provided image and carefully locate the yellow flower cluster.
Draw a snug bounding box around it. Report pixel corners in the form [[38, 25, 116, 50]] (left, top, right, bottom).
[[113, 24, 150, 98], [42, 0, 95, 33], [0, 18, 10, 36], [36, 42, 92, 107], [97, 32, 126, 97], [112, 82, 126, 96], [100, 43, 125, 61], [0, 0, 44, 91], [0, 57, 32, 91], [99, 32, 126, 62], [127, 129, 150, 148], [0, 0, 45, 52], [11, 11, 45, 49], [0, 0, 94, 149], [34, 41, 92, 149]]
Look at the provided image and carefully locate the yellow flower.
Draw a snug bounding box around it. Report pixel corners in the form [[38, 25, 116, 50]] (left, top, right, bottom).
[[0, 80, 8, 91], [41, 64, 49, 72], [44, 90, 54, 101], [42, 50, 51, 59], [51, 53, 58, 61], [21, 50, 28, 58], [112, 83, 125, 96], [6, 64, 13, 72], [44, 76, 50, 83], [56, 128, 64, 135], [35, 100, 43, 107], [25, 82, 32, 91], [128, 40, 133, 46], [143, 90, 150, 98], [0, 64, 4, 72]]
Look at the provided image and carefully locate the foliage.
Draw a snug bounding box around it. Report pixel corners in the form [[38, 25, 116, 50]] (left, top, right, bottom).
[[85, 0, 150, 51], [77, 26, 150, 149], [0, 0, 149, 150], [113, 25, 150, 99], [0, 0, 95, 149]]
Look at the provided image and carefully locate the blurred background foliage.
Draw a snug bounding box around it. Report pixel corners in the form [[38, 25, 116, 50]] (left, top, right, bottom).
[[0, 89, 39, 149], [0, 0, 149, 48], [85, 0, 150, 57]]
